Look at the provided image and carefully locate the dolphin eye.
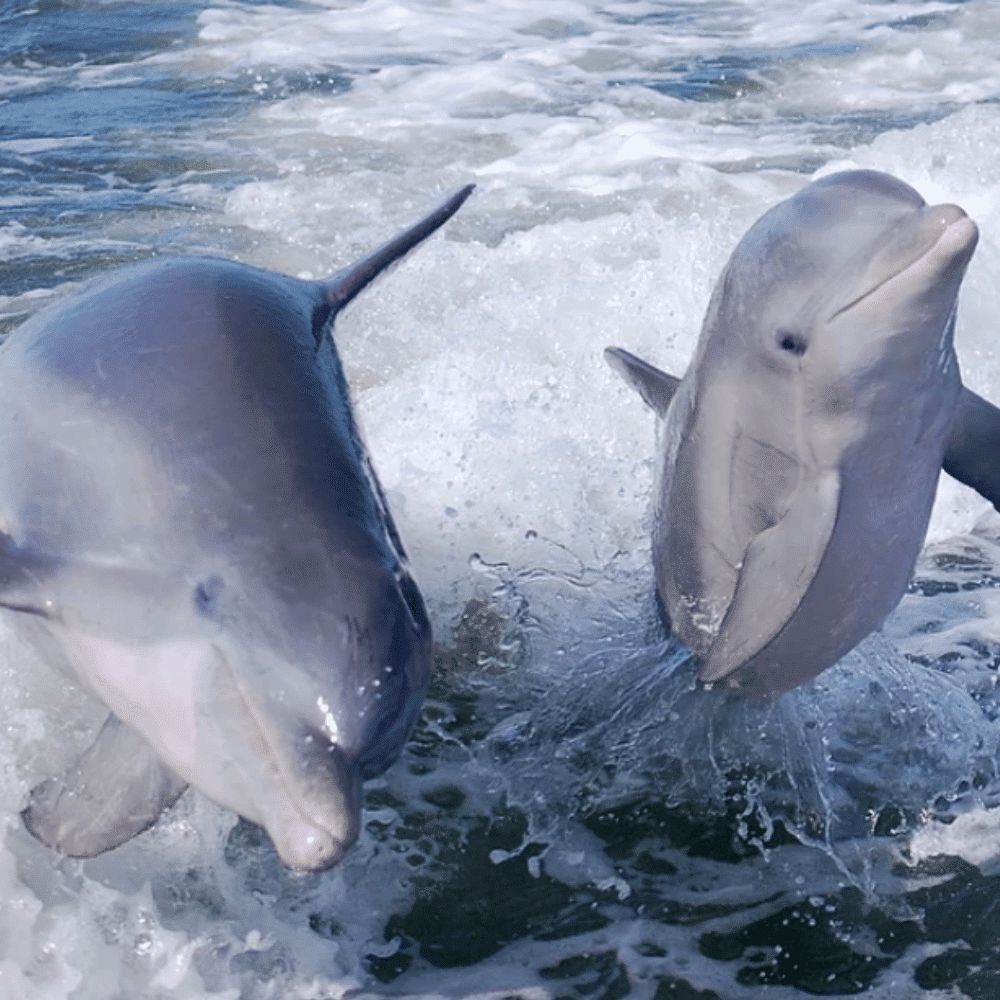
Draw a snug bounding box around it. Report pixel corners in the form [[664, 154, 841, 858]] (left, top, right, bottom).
[[194, 576, 224, 615], [777, 330, 807, 356]]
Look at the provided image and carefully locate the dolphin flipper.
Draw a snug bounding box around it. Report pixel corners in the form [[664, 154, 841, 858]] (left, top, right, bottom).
[[0, 534, 56, 605], [944, 386, 1000, 512], [22, 714, 187, 857], [604, 347, 681, 417], [699, 471, 841, 684]]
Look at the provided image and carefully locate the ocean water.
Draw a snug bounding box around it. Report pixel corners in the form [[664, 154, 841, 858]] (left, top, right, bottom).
[[4, 0, 1000, 996]]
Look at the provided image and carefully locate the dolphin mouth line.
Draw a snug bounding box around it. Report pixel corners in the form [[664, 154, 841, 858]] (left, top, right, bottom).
[[827, 215, 971, 321], [218, 649, 345, 852]]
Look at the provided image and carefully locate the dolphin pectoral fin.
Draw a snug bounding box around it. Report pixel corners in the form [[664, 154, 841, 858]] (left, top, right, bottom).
[[698, 470, 840, 685], [944, 386, 1000, 512], [22, 714, 187, 857], [604, 347, 681, 417], [0, 533, 56, 607], [324, 184, 475, 318]]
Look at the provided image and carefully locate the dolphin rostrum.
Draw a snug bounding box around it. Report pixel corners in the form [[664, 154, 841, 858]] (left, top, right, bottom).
[[5, 184, 474, 870], [606, 170, 999, 697]]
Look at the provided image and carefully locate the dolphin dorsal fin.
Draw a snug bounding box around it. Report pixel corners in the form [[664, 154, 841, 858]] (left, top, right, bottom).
[[943, 386, 1000, 512], [324, 184, 475, 318], [604, 347, 681, 417]]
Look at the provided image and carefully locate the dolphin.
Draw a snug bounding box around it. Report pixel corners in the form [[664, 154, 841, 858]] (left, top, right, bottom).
[[4, 184, 473, 871], [606, 170, 1000, 697]]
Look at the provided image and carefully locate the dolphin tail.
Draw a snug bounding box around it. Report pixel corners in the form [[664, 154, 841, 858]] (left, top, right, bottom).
[[943, 386, 1000, 512], [23, 713, 188, 857], [604, 347, 681, 417], [324, 184, 475, 316]]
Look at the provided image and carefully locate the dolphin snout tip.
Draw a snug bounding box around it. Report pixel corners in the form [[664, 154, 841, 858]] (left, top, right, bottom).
[[929, 204, 978, 258], [930, 201, 971, 226], [924, 213, 979, 285], [271, 817, 359, 873], [948, 213, 979, 254], [265, 749, 364, 872]]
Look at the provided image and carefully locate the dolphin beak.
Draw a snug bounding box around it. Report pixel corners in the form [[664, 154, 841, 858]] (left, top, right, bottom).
[[201, 653, 365, 872], [830, 204, 979, 320], [260, 737, 362, 872]]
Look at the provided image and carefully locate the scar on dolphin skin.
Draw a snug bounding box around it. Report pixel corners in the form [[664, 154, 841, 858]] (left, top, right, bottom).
[[606, 169, 998, 698], [3, 184, 473, 872]]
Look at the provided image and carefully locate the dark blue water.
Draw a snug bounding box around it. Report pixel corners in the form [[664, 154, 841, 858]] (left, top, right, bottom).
[[0, 0, 355, 296]]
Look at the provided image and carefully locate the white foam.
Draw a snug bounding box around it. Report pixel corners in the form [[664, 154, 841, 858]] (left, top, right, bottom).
[[910, 806, 1000, 874]]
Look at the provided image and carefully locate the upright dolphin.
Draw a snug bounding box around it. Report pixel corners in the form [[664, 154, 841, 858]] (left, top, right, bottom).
[[4, 184, 473, 871], [606, 170, 1000, 697]]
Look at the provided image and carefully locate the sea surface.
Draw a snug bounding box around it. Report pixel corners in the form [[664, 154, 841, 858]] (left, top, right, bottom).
[[3, 1, 1000, 997]]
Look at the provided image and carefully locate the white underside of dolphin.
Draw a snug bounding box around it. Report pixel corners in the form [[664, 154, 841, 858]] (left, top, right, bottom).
[[607, 170, 995, 697]]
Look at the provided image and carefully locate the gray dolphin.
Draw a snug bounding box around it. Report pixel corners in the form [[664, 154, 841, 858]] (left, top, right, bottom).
[[606, 170, 1000, 697], [5, 184, 473, 871]]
